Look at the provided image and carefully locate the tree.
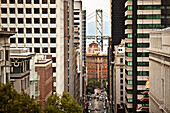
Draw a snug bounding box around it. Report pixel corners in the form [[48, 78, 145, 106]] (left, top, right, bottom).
[[0, 83, 42, 113], [44, 92, 83, 113]]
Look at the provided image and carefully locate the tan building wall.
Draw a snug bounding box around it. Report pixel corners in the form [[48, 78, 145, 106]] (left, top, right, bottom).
[[149, 28, 170, 113]]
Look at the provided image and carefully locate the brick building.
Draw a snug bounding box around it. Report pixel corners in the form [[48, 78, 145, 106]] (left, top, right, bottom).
[[86, 42, 107, 81], [35, 55, 53, 109]]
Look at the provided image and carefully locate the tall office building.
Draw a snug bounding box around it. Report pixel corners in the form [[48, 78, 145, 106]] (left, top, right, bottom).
[[74, 0, 83, 103], [124, 0, 170, 112], [0, 0, 65, 94]]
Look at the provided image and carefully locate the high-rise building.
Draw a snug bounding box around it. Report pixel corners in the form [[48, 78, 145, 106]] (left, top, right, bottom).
[[74, 0, 83, 103], [124, 0, 170, 112], [149, 28, 170, 113], [0, 0, 65, 94]]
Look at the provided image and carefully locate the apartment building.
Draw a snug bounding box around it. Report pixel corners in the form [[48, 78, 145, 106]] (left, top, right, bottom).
[[0, 0, 65, 94], [149, 28, 170, 113], [113, 40, 125, 113], [0, 31, 15, 84], [124, 0, 170, 112]]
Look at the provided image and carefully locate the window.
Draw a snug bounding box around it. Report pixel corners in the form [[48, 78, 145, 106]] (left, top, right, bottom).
[[42, 48, 48, 53], [50, 48, 56, 53], [10, 38, 16, 43], [34, 48, 40, 53], [18, 0, 23, 3], [42, 8, 47, 14], [120, 80, 123, 83], [30, 48, 32, 52], [26, 0, 31, 4], [5, 50, 9, 61], [120, 58, 123, 63], [42, 0, 47, 4], [50, 28, 56, 33], [50, 18, 56, 24], [42, 28, 48, 33], [121, 97, 123, 101], [18, 38, 24, 43], [1, 18, 7, 23], [128, 80, 132, 85], [18, 8, 23, 14], [10, 28, 15, 32], [120, 74, 123, 78], [128, 99, 133, 103], [74, 17, 79, 20], [34, 18, 40, 24], [3, 28, 7, 31], [10, 0, 15, 4], [50, 0, 55, 4], [10, 18, 15, 24], [34, 38, 40, 43], [26, 8, 31, 14], [34, 0, 39, 4], [18, 18, 23, 24], [34, 28, 40, 33], [42, 18, 48, 24], [26, 38, 32, 43], [1, 0, 7, 3], [50, 38, 56, 43], [1, 8, 7, 14], [52, 67, 56, 72], [121, 91, 123, 95], [26, 28, 32, 33], [26, 18, 32, 24], [50, 8, 56, 14], [120, 85, 123, 89], [74, 12, 79, 15], [120, 68, 123, 72], [18, 28, 23, 33], [34, 8, 39, 14], [42, 38, 48, 43], [10, 8, 15, 14], [52, 57, 56, 63]]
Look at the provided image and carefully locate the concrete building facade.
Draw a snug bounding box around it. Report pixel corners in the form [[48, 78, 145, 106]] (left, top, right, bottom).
[[113, 40, 126, 113], [0, 31, 15, 84], [0, 0, 65, 94], [10, 48, 35, 95], [149, 28, 170, 113]]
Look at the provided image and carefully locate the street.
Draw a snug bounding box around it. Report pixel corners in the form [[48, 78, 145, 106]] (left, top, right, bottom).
[[87, 92, 108, 113]]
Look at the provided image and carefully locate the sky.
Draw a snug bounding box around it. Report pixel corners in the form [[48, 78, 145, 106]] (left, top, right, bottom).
[[82, 0, 111, 53], [82, 0, 110, 22]]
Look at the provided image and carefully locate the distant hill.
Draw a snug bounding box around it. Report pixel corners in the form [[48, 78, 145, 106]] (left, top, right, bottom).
[[87, 21, 110, 36]]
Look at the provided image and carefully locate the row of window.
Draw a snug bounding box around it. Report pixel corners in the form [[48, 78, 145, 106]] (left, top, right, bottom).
[[125, 61, 149, 66], [127, 5, 161, 10], [10, 38, 56, 43], [1, 0, 56, 4], [31, 47, 56, 53], [7, 28, 56, 33], [125, 52, 149, 57], [126, 15, 161, 19], [1, 18, 56, 24], [126, 33, 149, 38], [125, 43, 150, 48], [125, 70, 149, 76], [1, 8, 56, 14], [126, 24, 161, 29], [126, 80, 146, 85]]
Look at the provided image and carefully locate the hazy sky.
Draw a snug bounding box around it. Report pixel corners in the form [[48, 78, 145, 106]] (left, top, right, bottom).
[[82, 0, 110, 22]]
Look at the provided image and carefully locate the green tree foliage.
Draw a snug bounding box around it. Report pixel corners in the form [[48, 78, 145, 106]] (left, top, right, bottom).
[[44, 92, 83, 113], [0, 83, 42, 113]]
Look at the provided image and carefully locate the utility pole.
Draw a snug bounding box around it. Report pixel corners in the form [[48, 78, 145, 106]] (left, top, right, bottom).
[[132, 0, 137, 112]]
